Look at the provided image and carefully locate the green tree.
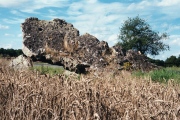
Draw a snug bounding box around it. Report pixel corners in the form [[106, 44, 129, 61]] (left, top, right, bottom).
[[16, 49, 23, 56], [0, 48, 23, 57], [165, 55, 177, 67], [177, 55, 180, 66], [147, 57, 165, 67], [0, 48, 5, 54], [118, 16, 169, 56]]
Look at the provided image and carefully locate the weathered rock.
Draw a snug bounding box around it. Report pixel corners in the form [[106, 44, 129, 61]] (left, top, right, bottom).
[[22, 18, 79, 56], [118, 50, 157, 71], [21, 18, 120, 73], [9, 55, 33, 70]]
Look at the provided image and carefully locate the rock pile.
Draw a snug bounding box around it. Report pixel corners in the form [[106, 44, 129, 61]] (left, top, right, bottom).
[[118, 50, 157, 71], [20, 17, 156, 73]]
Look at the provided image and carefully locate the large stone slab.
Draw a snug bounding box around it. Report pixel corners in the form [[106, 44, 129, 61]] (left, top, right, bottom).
[[21, 17, 121, 73]]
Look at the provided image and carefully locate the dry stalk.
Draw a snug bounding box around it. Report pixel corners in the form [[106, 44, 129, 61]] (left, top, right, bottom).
[[0, 61, 180, 120]]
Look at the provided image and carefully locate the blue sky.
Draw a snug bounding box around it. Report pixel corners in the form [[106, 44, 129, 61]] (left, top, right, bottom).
[[0, 0, 180, 60]]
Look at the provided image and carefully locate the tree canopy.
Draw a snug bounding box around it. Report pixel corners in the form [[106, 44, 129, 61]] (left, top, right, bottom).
[[0, 48, 23, 57], [118, 16, 169, 56], [165, 55, 180, 67]]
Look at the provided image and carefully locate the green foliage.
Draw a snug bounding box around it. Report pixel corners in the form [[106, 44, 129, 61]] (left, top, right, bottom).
[[33, 65, 64, 76], [118, 16, 169, 56], [165, 55, 180, 67], [133, 67, 180, 83], [150, 67, 180, 83], [148, 55, 180, 67], [178, 55, 180, 67], [148, 57, 165, 67], [0, 48, 23, 57]]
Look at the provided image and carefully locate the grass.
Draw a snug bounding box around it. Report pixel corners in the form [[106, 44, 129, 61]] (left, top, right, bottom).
[[32, 65, 64, 76], [32, 64, 81, 80], [133, 67, 180, 83]]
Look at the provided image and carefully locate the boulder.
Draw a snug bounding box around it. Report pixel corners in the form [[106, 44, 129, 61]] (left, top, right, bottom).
[[9, 55, 33, 70], [21, 18, 121, 73]]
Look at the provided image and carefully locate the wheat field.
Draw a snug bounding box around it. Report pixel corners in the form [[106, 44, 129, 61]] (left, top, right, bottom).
[[0, 58, 180, 120]]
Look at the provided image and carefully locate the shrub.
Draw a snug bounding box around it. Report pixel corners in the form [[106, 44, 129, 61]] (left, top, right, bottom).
[[123, 62, 131, 70]]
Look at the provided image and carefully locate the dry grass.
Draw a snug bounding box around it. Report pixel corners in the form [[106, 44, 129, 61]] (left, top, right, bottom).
[[0, 59, 180, 120]]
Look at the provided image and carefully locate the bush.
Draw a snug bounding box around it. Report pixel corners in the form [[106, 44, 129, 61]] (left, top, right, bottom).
[[123, 62, 131, 70]]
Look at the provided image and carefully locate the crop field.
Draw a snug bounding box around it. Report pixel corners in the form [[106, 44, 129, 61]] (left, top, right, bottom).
[[0, 58, 180, 120]]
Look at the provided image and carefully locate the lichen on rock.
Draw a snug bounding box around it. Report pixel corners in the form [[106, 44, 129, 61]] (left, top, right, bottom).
[[21, 17, 122, 73]]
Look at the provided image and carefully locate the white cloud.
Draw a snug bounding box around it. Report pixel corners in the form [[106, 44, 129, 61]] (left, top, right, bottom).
[[173, 51, 180, 57], [17, 34, 22, 37], [107, 34, 119, 46], [0, 0, 28, 7], [3, 18, 25, 24], [153, 34, 180, 60], [0, 0, 69, 13], [0, 44, 12, 49], [48, 9, 56, 14], [127, 1, 152, 10], [0, 24, 9, 29], [157, 0, 180, 6], [10, 10, 26, 17], [86, 0, 98, 4], [164, 24, 180, 32], [169, 35, 180, 46], [153, 0, 180, 20], [4, 33, 14, 37]]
